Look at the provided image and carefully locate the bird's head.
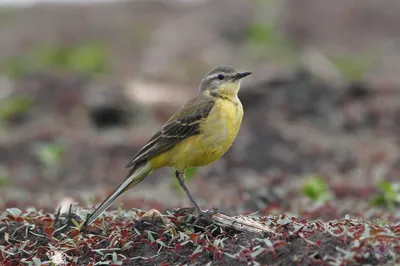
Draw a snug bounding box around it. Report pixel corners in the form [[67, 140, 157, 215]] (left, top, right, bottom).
[[199, 65, 252, 97]]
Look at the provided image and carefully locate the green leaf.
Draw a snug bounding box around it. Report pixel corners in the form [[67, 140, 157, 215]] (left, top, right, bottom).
[[35, 45, 72, 69], [34, 142, 66, 168], [67, 43, 109, 74], [133, 228, 141, 236], [330, 53, 377, 81], [0, 167, 10, 187], [32, 257, 41, 266], [277, 216, 291, 225], [370, 195, 386, 206], [185, 167, 199, 180], [192, 245, 203, 256], [2, 42, 110, 78], [248, 24, 280, 46], [6, 208, 22, 217], [251, 245, 266, 258], [146, 230, 156, 242], [246, 22, 298, 65], [111, 252, 118, 263], [1, 57, 33, 79], [0, 96, 34, 122], [302, 175, 332, 202], [121, 241, 133, 251], [372, 180, 400, 209], [378, 180, 395, 196]]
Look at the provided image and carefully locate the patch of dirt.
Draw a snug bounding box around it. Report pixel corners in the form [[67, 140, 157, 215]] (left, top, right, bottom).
[[2, 67, 400, 222]]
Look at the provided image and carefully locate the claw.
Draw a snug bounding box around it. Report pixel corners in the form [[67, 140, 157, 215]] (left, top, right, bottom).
[[197, 207, 218, 219]]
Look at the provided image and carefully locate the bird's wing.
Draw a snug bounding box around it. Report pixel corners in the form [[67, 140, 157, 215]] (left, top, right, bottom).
[[125, 96, 215, 168]]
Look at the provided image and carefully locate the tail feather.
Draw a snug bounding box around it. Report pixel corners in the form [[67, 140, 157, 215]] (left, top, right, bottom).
[[82, 161, 153, 229]]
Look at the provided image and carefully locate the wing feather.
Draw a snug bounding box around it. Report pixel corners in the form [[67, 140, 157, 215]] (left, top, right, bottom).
[[125, 96, 214, 168]]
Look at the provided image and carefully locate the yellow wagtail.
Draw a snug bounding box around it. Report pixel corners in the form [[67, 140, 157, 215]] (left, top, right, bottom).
[[82, 65, 251, 228]]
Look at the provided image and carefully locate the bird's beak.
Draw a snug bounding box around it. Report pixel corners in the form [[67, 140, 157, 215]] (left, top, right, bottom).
[[233, 72, 252, 80]]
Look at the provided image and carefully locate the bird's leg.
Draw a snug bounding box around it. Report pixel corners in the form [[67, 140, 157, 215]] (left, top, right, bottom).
[[175, 170, 217, 218]]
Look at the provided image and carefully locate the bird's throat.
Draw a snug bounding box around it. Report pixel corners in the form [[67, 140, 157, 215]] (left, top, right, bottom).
[[206, 83, 240, 102]]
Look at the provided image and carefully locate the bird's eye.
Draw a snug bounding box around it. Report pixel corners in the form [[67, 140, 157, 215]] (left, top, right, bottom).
[[217, 74, 225, 80]]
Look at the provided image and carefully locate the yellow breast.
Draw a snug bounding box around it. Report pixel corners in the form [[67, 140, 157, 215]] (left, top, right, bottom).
[[162, 97, 243, 170]]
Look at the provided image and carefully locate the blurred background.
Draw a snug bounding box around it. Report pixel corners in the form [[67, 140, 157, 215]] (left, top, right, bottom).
[[0, 0, 399, 222]]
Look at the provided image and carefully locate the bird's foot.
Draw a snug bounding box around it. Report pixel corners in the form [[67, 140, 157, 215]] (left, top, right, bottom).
[[196, 207, 218, 220]]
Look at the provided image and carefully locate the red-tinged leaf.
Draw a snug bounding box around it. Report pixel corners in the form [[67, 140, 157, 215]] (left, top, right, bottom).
[[390, 226, 400, 234], [188, 254, 197, 261], [160, 261, 171, 266], [316, 240, 322, 247], [167, 216, 178, 223], [67, 229, 79, 237], [39, 217, 54, 225], [187, 233, 200, 243], [371, 228, 386, 236], [214, 250, 223, 262], [109, 235, 120, 248], [15, 216, 24, 223], [73, 235, 80, 243], [36, 246, 48, 256], [205, 244, 216, 252], [175, 244, 182, 252], [140, 239, 148, 243], [6, 215, 16, 221], [121, 229, 128, 238], [44, 226, 55, 239], [273, 241, 286, 249]]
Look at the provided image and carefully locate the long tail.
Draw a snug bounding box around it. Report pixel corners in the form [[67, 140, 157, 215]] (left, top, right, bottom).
[[81, 161, 153, 229]]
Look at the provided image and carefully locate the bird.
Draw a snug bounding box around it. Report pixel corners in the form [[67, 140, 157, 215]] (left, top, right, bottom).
[[82, 65, 252, 229]]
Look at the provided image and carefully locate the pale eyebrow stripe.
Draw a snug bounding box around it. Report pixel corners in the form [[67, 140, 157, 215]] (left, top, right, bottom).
[[207, 73, 219, 80]]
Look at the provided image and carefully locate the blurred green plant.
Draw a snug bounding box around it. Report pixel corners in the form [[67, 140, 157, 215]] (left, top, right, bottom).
[[330, 53, 377, 81], [247, 23, 298, 66], [0, 95, 34, 123], [302, 174, 333, 202], [2, 57, 32, 79], [371, 180, 400, 210], [2, 42, 109, 78], [0, 166, 10, 187], [33, 142, 66, 169], [0, 7, 14, 19], [0, 176, 9, 187], [171, 167, 199, 192]]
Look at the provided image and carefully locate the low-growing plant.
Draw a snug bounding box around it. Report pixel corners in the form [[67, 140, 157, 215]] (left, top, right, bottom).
[[302, 174, 333, 203], [1, 205, 399, 265], [0, 95, 34, 124], [33, 141, 67, 169], [371, 180, 400, 210], [330, 52, 377, 81], [2, 42, 110, 79], [0, 168, 10, 187], [247, 23, 298, 66]]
